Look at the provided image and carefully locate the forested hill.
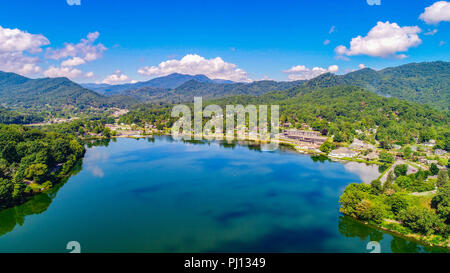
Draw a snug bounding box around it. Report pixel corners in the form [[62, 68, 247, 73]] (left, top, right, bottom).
[[0, 71, 135, 110], [301, 61, 450, 110], [114, 79, 304, 104], [205, 85, 449, 147]]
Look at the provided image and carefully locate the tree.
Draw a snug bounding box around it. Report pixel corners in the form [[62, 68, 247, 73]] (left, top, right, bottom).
[[402, 146, 413, 159], [388, 193, 410, 216], [398, 207, 443, 235], [436, 170, 449, 188], [394, 164, 408, 177], [319, 141, 334, 154], [0, 178, 14, 207], [333, 131, 344, 143], [355, 199, 386, 224], [1, 141, 19, 163], [339, 183, 372, 217], [396, 176, 413, 190], [379, 151, 394, 163], [430, 163, 439, 176], [370, 179, 382, 195], [431, 183, 450, 224], [24, 163, 48, 183]]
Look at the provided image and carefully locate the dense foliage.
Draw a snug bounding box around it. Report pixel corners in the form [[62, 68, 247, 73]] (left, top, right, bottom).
[[340, 166, 450, 241], [0, 71, 136, 112], [0, 108, 44, 124], [302, 61, 450, 110], [0, 124, 85, 209], [120, 85, 449, 151]]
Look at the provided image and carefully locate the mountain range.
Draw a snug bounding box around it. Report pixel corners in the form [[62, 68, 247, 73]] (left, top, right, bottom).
[[81, 73, 236, 95], [0, 61, 448, 113]]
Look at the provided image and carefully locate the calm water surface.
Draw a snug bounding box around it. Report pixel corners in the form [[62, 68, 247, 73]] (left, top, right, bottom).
[[0, 137, 446, 253]]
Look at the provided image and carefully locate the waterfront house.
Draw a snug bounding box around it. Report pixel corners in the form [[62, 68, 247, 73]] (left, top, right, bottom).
[[349, 139, 376, 150], [283, 129, 327, 145]]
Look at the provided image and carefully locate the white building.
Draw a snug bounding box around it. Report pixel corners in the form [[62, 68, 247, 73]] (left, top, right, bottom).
[[329, 147, 358, 158]]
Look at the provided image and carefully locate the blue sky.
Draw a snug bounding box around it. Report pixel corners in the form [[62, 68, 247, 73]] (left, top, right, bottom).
[[0, 0, 449, 83]]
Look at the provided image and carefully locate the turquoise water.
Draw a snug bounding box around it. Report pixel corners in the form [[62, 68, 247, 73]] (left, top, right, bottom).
[[0, 137, 445, 253]]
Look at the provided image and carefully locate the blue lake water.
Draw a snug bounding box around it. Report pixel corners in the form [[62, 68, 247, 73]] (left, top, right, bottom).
[[0, 137, 445, 253]]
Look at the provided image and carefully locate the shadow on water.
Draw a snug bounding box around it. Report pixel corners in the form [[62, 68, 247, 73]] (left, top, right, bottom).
[[338, 215, 449, 253], [0, 158, 84, 239]]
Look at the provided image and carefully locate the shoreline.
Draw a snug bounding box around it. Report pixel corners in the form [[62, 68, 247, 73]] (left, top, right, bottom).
[[343, 214, 450, 250], [2, 133, 447, 251]]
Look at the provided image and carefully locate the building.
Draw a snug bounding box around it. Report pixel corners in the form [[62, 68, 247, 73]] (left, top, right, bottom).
[[283, 129, 327, 145], [434, 149, 447, 156], [329, 147, 358, 158], [348, 139, 376, 150]]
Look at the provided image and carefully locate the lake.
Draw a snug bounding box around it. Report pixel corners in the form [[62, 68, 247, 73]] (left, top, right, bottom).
[[0, 137, 445, 253]]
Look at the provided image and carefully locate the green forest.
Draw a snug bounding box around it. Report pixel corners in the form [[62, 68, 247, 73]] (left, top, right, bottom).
[[0, 124, 85, 209]]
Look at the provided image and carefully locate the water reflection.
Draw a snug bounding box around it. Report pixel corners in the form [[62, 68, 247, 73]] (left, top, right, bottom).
[[0, 137, 446, 253], [337, 216, 449, 253], [0, 160, 83, 238]]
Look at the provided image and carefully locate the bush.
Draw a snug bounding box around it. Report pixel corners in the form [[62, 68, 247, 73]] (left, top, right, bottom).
[[379, 151, 394, 163], [430, 163, 439, 176], [394, 164, 408, 177]]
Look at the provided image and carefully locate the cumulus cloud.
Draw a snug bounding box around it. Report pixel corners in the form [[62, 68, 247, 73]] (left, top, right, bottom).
[[43, 66, 93, 80], [43, 32, 105, 80], [46, 31, 106, 62], [335, 21, 421, 58], [419, 1, 450, 24], [61, 56, 86, 67], [44, 66, 82, 78], [0, 53, 42, 75], [137, 54, 250, 82], [282, 64, 339, 81], [359, 64, 366, 69], [101, 70, 134, 84], [0, 25, 49, 75], [0, 25, 49, 53]]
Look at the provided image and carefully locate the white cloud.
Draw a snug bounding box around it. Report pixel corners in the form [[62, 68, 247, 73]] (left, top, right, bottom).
[[335, 21, 421, 58], [67, 0, 81, 6], [61, 56, 86, 67], [419, 1, 450, 24], [329, 26, 336, 34], [359, 64, 366, 69], [44, 66, 83, 78], [0, 25, 49, 53], [137, 54, 250, 82], [0, 25, 49, 75], [43, 66, 93, 80], [282, 65, 339, 81], [101, 70, 132, 84], [85, 71, 94, 78], [323, 39, 330, 45], [0, 53, 42, 75], [46, 31, 106, 62], [424, 29, 438, 35]]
